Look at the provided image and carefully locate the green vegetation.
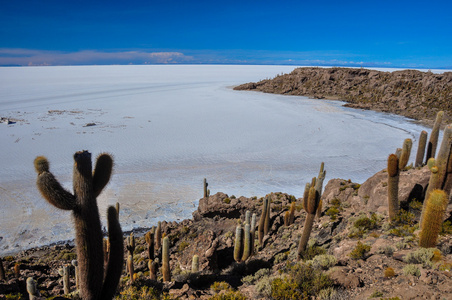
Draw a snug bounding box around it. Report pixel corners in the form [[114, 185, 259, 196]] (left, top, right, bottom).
[[349, 241, 371, 260]]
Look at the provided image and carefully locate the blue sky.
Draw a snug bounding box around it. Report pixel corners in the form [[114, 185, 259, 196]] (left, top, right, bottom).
[[1, 0, 451, 68]]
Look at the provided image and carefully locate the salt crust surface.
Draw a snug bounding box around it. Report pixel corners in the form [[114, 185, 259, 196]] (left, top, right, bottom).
[[0, 65, 432, 255]]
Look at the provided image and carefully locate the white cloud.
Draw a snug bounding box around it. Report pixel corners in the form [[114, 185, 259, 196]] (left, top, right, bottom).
[[0, 49, 194, 66]]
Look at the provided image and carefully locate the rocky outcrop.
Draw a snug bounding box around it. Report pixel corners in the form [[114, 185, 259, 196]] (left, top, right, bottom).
[[234, 67, 452, 126]]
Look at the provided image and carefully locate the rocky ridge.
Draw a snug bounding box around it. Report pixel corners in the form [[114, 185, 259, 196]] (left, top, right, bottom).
[[233, 67, 452, 126]]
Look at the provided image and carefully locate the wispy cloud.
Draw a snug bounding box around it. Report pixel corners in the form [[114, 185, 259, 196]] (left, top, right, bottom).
[[0, 49, 194, 66]]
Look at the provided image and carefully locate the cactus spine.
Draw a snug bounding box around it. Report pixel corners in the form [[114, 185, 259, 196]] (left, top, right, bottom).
[[387, 154, 400, 221], [192, 255, 199, 273], [419, 189, 448, 248], [399, 138, 413, 169], [415, 130, 428, 167], [34, 151, 124, 300], [298, 186, 320, 259], [162, 236, 171, 282], [26, 277, 39, 300]]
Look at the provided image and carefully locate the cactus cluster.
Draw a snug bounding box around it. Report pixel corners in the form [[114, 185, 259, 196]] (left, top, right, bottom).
[[34, 151, 123, 300], [234, 210, 256, 263]]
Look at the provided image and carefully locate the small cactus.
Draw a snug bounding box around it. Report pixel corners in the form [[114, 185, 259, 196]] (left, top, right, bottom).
[[26, 277, 39, 300], [298, 186, 320, 259], [289, 202, 296, 225], [387, 154, 400, 221], [14, 263, 20, 278], [192, 255, 199, 273], [63, 265, 70, 294], [127, 255, 134, 282], [250, 213, 257, 255], [162, 237, 171, 282], [148, 259, 158, 281], [419, 190, 448, 248], [399, 138, 413, 169], [415, 130, 428, 167], [241, 224, 252, 262]]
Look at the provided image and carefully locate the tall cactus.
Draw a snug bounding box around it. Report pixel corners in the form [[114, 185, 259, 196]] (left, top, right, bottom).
[[149, 259, 158, 281], [258, 196, 269, 246], [241, 224, 251, 262], [298, 186, 320, 259], [145, 229, 155, 260], [419, 189, 448, 248], [233, 225, 243, 263], [425, 111, 444, 162], [415, 130, 428, 167], [421, 125, 452, 226], [250, 213, 257, 255], [127, 255, 134, 282], [156, 221, 162, 251], [34, 151, 123, 300], [315, 162, 326, 219], [162, 236, 171, 282], [0, 257, 5, 281], [203, 178, 209, 198], [399, 138, 413, 170], [72, 260, 79, 291], [387, 154, 400, 221]]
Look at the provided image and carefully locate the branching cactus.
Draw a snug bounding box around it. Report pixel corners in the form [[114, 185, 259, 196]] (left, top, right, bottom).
[[419, 189, 448, 248], [162, 236, 171, 282], [425, 111, 444, 162], [298, 186, 320, 260], [415, 131, 428, 167], [26, 277, 39, 300], [387, 154, 400, 221], [34, 151, 124, 300], [399, 138, 413, 170]]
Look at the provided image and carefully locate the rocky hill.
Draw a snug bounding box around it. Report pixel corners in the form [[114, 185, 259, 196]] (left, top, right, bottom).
[[234, 67, 452, 126]]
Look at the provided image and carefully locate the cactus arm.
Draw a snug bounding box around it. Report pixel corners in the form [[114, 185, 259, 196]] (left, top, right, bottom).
[[34, 156, 76, 210], [92, 153, 113, 198], [100, 206, 124, 300]]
